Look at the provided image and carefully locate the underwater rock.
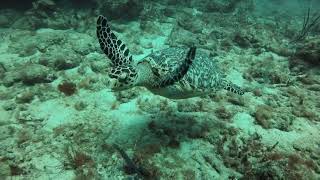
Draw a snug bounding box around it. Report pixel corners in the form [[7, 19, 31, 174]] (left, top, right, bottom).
[[2, 64, 56, 86], [8, 25, 92, 58], [163, 6, 175, 18], [114, 90, 139, 104], [0, 161, 11, 177], [215, 107, 233, 120], [233, 32, 254, 48], [15, 91, 34, 104], [297, 74, 319, 85], [12, 13, 66, 30], [244, 53, 291, 85], [21, 64, 56, 85], [254, 105, 273, 129], [27, 0, 57, 20], [190, 0, 246, 13], [0, 63, 6, 79], [2, 101, 17, 111], [11, 15, 44, 30], [166, 25, 200, 47], [32, 0, 56, 11], [177, 9, 204, 34], [294, 38, 320, 66], [89, 60, 109, 73], [10, 0, 95, 30], [139, 21, 164, 35], [98, 0, 143, 20], [0, 14, 9, 27], [11, 17, 30, 30], [70, 34, 97, 56], [53, 57, 79, 70], [0, 10, 20, 27], [39, 49, 81, 70], [2, 71, 22, 87], [74, 101, 87, 111], [35, 30, 93, 69], [1, 1, 320, 179], [8, 31, 40, 56], [148, 115, 211, 142], [292, 105, 319, 121], [177, 99, 209, 112]]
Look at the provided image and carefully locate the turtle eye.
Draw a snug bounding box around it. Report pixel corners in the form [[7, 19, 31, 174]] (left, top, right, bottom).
[[118, 72, 129, 83], [119, 72, 127, 79]]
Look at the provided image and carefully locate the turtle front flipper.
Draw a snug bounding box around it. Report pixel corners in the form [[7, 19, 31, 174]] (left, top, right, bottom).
[[222, 80, 245, 95], [156, 46, 196, 88], [96, 15, 133, 67]]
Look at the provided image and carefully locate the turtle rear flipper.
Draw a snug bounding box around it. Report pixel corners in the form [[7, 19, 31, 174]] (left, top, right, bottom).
[[97, 15, 133, 67], [156, 46, 196, 88]]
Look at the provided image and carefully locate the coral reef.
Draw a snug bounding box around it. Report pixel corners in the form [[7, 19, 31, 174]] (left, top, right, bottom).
[[97, 0, 143, 20], [0, 0, 319, 179], [2, 63, 56, 87], [291, 37, 320, 72]]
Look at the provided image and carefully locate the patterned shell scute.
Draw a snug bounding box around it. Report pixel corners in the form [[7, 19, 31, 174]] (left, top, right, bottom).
[[147, 47, 224, 92]]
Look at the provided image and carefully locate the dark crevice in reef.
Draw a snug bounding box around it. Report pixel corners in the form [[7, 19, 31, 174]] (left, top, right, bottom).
[[0, 0, 34, 10], [0, 0, 98, 11], [56, 0, 98, 9]]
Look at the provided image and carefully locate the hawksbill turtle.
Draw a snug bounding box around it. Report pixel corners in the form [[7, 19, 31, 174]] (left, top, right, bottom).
[[96, 15, 245, 99]]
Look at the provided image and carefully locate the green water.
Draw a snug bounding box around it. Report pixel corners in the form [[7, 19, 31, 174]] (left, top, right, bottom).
[[0, 0, 319, 179]]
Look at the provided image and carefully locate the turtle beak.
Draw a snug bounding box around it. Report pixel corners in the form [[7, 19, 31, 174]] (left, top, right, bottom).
[[108, 78, 118, 89]]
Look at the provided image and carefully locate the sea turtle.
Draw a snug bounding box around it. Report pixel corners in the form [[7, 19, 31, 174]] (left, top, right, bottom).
[[96, 15, 245, 99]]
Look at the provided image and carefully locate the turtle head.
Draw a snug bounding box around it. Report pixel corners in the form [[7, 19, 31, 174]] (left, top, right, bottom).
[[108, 65, 138, 91]]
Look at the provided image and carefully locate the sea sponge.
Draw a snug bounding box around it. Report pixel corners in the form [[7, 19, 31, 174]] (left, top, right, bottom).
[[215, 106, 232, 120], [58, 81, 77, 96], [254, 105, 273, 128]]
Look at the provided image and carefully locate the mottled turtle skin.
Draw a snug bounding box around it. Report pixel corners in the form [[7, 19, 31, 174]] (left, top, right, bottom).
[[96, 15, 244, 99], [145, 47, 244, 99], [97, 15, 196, 93]]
